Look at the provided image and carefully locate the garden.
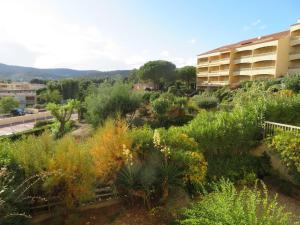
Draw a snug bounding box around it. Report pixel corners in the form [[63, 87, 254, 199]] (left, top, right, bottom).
[[1, 61, 300, 225]]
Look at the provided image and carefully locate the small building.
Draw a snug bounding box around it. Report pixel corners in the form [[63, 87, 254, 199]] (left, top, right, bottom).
[[133, 82, 155, 91], [0, 82, 46, 108]]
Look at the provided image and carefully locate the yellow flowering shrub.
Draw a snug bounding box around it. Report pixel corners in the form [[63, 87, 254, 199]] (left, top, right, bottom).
[[182, 151, 207, 186], [89, 118, 132, 182], [45, 135, 95, 206]]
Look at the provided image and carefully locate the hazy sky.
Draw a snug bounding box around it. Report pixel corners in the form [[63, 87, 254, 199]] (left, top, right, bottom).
[[0, 0, 299, 70]]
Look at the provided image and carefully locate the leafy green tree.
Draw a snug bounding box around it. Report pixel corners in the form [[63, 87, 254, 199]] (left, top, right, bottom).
[[128, 69, 140, 83], [60, 79, 80, 100], [138, 60, 176, 90], [46, 99, 79, 138], [0, 96, 19, 114], [85, 81, 142, 127], [176, 66, 196, 89], [38, 89, 62, 104]]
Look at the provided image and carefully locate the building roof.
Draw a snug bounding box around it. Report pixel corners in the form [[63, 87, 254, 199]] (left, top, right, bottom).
[[198, 30, 289, 57]]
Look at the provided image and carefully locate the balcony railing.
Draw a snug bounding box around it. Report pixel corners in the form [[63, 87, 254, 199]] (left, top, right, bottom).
[[199, 81, 229, 86], [253, 52, 276, 57], [208, 71, 220, 76], [290, 37, 300, 47], [252, 66, 275, 70]]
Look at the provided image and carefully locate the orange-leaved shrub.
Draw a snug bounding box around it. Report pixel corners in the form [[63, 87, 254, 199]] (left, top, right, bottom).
[[89, 118, 132, 182]]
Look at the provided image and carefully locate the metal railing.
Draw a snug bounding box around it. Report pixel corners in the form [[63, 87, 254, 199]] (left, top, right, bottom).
[[264, 121, 300, 138]]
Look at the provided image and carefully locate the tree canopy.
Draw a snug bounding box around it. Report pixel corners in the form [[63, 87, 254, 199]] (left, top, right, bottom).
[[0, 96, 19, 114], [138, 60, 176, 89], [47, 99, 79, 138], [176, 66, 196, 89]]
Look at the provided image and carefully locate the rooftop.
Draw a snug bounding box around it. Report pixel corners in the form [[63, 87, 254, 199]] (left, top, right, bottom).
[[198, 30, 289, 57]]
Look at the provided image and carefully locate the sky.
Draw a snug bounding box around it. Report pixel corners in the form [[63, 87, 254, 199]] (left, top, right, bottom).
[[0, 0, 299, 71]]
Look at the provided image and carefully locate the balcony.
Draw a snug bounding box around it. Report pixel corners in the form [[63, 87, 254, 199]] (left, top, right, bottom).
[[290, 36, 300, 46], [252, 52, 277, 62], [197, 72, 209, 77], [288, 66, 300, 74], [219, 69, 230, 76], [233, 68, 252, 76], [209, 59, 220, 66], [289, 52, 300, 61], [197, 62, 209, 67], [234, 55, 253, 64], [291, 23, 300, 33], [252, 66, 276, 75], [208, 71, 220, 76], [219, 58, 230, 64], [199, 80, 229, 87]]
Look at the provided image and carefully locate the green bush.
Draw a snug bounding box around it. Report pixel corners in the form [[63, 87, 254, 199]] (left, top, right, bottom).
[[192, 95, 218, 109], [268, 130, 300, 184], [85, 81, 143, 127], [34, 120, 54, 128], [183, 106, 262, 156], [265, 95, 300, 125], [150, 93, 189, 127], [206, 154, 271, 184], [283, 74, 300, 93], [175, 180, 300, 225]]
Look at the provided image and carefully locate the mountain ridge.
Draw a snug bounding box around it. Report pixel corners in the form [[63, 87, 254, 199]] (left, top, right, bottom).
[[0, 63, 132, 81]]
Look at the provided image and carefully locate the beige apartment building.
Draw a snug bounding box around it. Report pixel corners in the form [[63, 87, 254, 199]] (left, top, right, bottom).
[[196, 19, 300, 88], [0, 82, 46, 108]]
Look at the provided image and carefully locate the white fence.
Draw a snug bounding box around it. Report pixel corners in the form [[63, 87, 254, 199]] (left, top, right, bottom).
[[264, 121, 300, 137]]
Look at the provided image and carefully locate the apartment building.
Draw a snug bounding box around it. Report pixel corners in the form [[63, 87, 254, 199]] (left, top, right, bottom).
[[197, 19, 300, 88], [0, 82, 46, 108]]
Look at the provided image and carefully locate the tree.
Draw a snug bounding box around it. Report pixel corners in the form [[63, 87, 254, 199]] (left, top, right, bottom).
[[38, 89, 62, 104], [127, 69, 140, 83], [85, 81, 142, 127], [0, 96, 19, 114], [177, 66, 196, 89], [46, 99, 79, 138], [138, 60, 176, 90]]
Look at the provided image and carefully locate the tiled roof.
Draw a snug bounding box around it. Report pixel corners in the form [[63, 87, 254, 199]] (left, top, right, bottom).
[[198, 30, 289, 57]]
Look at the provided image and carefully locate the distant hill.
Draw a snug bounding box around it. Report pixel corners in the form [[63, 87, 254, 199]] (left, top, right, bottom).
[[0, 63, 132, 81]]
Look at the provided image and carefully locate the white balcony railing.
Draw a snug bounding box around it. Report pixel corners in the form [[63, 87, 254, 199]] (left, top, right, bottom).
[[290, 36, 300, 46], [289, 52, 300, 61]]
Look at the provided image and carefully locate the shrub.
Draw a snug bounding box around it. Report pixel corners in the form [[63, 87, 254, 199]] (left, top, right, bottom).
[[34, 120, 54, 128], [206, 154, 271, 184], [192, 95, 218, 109], [175, 180, 300, 225], [283, 74, 300, 93], [89, 119, 132, 182], [7, 132, 54, 176], [265, 94, 300, 125], [85, 81, 143, 127], [45, 135, 95, 207], [183, 107, 262, 156], [267, 130, 300, 184], [0, 168, 31, 225], [0, 96, 19, 114], [150, 93, 189, 127], [129, 126, 154, 154]]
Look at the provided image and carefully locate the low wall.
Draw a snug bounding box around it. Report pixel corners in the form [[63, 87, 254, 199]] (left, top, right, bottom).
[[251, 143, 294, 183], [0, 112, 52, 127], [31, 199, 121, 225]]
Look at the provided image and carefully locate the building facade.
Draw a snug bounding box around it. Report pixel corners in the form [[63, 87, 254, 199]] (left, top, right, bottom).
[[0, 82, 46, 108], [197, 19, 300, 88]]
